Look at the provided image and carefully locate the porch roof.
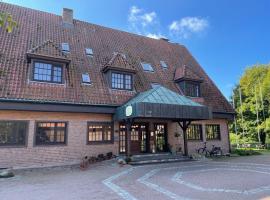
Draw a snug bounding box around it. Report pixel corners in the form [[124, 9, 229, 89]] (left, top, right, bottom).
[[115, 86, 212, 121]]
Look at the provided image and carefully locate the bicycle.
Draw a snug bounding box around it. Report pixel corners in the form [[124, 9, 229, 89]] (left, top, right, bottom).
[[197, 142, 210, 157], [209, 145, 223, 157]]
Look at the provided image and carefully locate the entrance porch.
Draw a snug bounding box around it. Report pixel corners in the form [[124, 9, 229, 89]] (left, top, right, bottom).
[[115, 86, 212, 157]]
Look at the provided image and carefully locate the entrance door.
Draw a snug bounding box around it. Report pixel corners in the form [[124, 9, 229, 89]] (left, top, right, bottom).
[[119, 123, 149, 154], [154, 124, 168, 152]]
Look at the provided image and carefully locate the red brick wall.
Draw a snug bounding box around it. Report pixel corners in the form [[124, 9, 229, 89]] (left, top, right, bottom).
[[0, 110, 230, 169], [0, 111, 118, 169], [168, 119, 230, 155]]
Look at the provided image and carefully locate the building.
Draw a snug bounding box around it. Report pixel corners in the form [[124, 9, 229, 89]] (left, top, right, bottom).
[[0, 3, 234, 168]]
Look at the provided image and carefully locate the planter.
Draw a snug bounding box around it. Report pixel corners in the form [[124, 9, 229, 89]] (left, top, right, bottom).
[[0, 168, 14, 178]]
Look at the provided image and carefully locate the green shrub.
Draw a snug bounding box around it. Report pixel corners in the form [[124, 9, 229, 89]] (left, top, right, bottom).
[[231, 149, 262, 156]]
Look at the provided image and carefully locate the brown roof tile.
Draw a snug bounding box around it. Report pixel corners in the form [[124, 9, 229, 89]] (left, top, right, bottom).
[[174, 65, 203, 82], [0, 2, 234, 113], [102, 52, 136, 73]]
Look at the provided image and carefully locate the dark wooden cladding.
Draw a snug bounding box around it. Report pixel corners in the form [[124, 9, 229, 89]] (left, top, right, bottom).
[[116, 102, 212, 120], [0, 101, 116, 114]]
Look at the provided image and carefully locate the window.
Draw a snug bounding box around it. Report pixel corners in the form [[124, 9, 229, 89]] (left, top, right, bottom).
[[206, 124, 221, 140], [82, 73, 91, 84], [160, 61, 168, 69], [85, 48, 93, 56], [61, 43, 70, 53], [0, 121, 28, 146], [141, 62, 154, 72], [111, 72, 132, 90], [87, 122, 113, 144], [187, 124, 203, 140], [131, 125, 139, 141], [151, 83, 161, 89], [35, 122, 67, 145], [179, 81, 200, 97], [33, 61, 63, 83]]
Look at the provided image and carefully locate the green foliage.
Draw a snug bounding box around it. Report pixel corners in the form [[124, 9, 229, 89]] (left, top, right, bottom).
[[0, 11, 17, 33], [230, 64, 270, 144], [231, 149, 262, 156]]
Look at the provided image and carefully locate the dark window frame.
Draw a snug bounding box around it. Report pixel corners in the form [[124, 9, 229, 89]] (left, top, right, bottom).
[[187, 124, 203, 141], [87, 122, 114, 145], [206, 124, 221, 140], [0, 120, 29, 147], [34, 121, 68, 146], [111, 71, 133, 91], [179, 80, 201, 97], [32, 60, 64, 84]]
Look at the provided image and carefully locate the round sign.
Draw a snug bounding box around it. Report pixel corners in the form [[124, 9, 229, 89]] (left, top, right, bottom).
[[125, 105, 133, 117]]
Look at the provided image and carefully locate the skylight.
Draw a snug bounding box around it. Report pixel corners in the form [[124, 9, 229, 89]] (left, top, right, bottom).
[[141, 62, 154, 72], [61, 43, 70, 53], [82, 73, 91, 84], [160, 61, 168, 69], [85, 48, 93, 56]]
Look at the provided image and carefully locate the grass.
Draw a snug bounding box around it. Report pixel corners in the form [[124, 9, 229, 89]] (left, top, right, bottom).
[[230, 148, 270, 156]]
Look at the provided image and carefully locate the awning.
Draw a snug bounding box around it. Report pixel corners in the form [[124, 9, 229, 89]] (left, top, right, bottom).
[[115, 86, 212, 121]]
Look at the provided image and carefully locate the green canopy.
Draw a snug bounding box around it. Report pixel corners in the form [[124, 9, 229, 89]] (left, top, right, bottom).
[[115, 86, 212, 121]]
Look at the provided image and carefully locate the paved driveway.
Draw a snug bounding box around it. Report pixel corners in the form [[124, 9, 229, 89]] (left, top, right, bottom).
[[1, 155, 270, 200]]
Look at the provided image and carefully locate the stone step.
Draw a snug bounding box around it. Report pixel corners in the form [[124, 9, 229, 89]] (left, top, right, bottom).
[[131, 153, 185, 162], [130, 156, 192, 165], [132, 153, 171, 158]]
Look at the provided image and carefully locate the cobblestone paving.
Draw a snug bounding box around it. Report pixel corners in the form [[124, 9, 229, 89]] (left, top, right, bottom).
[[1, 155, 270, 200]]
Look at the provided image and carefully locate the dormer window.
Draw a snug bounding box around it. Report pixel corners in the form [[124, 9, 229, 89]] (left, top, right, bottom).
[[141, 62, 154, 72], [160, 61, 168, 69], [111, 72, 132, 90], [82, 73, 91, 84], [179, 81, 200, 97], [33, 61, 63, 83], [85, 48, 93, 57], [61, 43, 70, 53]]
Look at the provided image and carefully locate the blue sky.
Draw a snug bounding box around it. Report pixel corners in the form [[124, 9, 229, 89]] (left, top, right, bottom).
[[3, 0, 270, 99]]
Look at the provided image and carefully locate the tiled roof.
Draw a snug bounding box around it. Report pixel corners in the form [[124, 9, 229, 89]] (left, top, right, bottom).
[[102, 53, 136, 73], [0, 2, 234, 113], [174, 65, 203, 82]]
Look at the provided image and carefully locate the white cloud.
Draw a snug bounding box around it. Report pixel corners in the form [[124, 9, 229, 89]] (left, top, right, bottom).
[[169, 17, 209, 39], [128, 6, 157, 28], [146, 33, 166, 39]]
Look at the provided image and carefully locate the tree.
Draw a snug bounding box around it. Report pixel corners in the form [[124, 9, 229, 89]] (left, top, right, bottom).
[[0, 2, 17, 33], [230, 64, 270, 144]]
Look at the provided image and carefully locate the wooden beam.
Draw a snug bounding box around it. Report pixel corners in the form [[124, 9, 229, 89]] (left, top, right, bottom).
[[125, 119, 133, 157], [178, 120, 191, 157]]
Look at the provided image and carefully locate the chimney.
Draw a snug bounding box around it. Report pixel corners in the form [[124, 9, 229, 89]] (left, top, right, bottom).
[[62, 8, 73, 25]]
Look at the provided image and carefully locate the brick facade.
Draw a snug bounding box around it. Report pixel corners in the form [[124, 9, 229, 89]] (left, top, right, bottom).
[[0, 110, 229, 169], [0, 111, 118, 169]]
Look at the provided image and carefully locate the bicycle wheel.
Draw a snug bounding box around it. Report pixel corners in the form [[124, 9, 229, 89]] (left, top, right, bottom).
[[204, 150, 210, 157], [197, 148, 204, 154]]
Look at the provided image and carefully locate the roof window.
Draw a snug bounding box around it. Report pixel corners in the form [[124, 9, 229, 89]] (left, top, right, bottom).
[[82, 73, 91, 84], [141, 62, 154, 72]]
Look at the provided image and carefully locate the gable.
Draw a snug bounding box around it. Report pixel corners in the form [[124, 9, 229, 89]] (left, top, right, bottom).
[[102, 53, 136, 73], [26, 40, 70, 63]]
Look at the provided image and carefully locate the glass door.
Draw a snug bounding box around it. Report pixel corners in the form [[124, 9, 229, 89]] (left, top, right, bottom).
[[154, 124, 167, 152]]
